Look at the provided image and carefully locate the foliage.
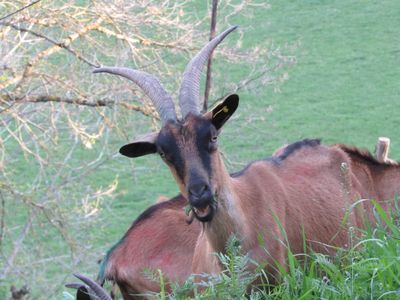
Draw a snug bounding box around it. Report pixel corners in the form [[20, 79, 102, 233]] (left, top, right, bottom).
[[150, 200, 400, 300], [171, 235, 258, 300], [269, 199, 400, 300], [143, 235, 262, 300]]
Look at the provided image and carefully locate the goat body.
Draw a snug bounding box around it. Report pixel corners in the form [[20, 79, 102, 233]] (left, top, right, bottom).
[[338, 144, 400, 221], [189, 141, 364, 277], [99, 195, 200, 299], [99, 141, 399, 299]]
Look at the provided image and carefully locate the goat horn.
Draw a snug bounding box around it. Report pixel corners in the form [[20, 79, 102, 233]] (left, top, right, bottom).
[[93, 67, 177, 124], [73, 273, 112, 300], [178, 25, 238, 117]]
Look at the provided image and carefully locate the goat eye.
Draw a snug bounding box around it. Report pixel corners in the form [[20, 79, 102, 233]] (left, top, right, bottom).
[[209, 136, 218, 152], [159, 150, 166, 159]]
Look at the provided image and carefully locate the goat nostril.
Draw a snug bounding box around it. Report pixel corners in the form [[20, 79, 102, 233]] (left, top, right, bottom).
[[189, 184, 208, 197], [199, 185, 208, 193]]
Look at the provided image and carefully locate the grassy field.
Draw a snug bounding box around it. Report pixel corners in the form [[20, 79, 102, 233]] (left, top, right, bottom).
[[2, 0, 400, 299], [259, 0, 400, 154], [98, 0, 400, 239], [84, 0, 399, 295], [89, 1, 400, 298]]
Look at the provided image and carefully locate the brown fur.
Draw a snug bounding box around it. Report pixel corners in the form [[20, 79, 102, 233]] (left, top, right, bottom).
[[336, 144, 400, 218], [155, 195, 169, 203], [93, 27, 398, 295], [155, 122, 400, 283], [155, 115, 368, 282], [145, 113, 377, 280], [103, 195, 200, 299], [190, 142, 366, 281], [104, 141, 399, 298]]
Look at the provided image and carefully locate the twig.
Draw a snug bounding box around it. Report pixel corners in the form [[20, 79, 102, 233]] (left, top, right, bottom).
[[95, 26, 193, 52], [0, 191, 5, 249], [0, 17, 104, 90], [0, 0, 41, 22], [2, 212, 33, 278], [211, 65, 275, 105], [1, 22, 99, 68], [203, 0, 219, 112], [1, 94, 158, 119]]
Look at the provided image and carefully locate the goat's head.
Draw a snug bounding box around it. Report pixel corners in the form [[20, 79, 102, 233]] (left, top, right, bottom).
[[94, 27, 239, 222]]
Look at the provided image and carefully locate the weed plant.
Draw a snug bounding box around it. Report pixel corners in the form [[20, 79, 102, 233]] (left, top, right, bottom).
[[148, 199, 400, 300]]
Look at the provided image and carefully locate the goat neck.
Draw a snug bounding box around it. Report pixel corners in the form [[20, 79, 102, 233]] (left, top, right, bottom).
[[202, 153, 246, 254]]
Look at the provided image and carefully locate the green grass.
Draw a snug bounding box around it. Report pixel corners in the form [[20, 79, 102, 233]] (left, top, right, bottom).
[[75, 0, 399, 297], [2, 0, 400, 298], [258, 0, 400, 155], [98, 1, 400, 297], [145, 200, 400, 300]]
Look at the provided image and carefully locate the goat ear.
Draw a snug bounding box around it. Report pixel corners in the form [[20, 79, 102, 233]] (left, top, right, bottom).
[[76, 285, 93, 300], [120, 132, 158, 158], [209, 94, 239, 130], [65, 283, 92, 300]]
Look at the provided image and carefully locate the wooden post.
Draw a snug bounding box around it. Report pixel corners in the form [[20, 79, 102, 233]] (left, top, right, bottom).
[[375, 137, 392, 163]]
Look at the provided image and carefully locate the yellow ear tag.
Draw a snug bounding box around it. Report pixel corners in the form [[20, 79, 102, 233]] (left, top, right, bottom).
[[213, 105, 229, 117]]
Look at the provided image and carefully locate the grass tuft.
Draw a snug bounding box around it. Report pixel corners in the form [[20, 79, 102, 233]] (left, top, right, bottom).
[[152, 198, 400, 299]]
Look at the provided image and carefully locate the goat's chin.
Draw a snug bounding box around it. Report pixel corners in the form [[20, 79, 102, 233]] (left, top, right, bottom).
[[192, 203, 216, 223]]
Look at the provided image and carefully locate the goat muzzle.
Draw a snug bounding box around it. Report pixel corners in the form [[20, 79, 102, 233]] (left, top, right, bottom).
[[192, 203, 216, 223], [189, 193, 217, 222]]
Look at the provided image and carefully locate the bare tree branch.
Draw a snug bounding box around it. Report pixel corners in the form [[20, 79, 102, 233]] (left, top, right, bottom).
[[2, 211, 33, 278], [1, 17, 105, 90], [0, 0, 41, 22], [203, 0, 219, 112], [0, 22, 99, 68], [0, 191, 5, 249], [1, 94, 158, 119], [0, 0, 293, 297]]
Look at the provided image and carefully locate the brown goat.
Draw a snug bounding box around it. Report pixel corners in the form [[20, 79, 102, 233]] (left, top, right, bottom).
[[93, 26, 399, 293], [98, 144, 291, 298], [95, 143, 399, 299], [337, 144, 400, 218], [274, 140, 400, 205], [98, 195, 200, 299]]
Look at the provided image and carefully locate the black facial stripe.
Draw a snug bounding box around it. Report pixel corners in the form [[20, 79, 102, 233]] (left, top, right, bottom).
[[157, 132, 185, 181], [195, 122, 214, 177], [170, 150, 185, 181]]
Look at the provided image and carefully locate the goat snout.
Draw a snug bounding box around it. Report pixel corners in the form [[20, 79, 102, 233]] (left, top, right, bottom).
[[189, 183, 208, 197], [188, 184, 212, 205]]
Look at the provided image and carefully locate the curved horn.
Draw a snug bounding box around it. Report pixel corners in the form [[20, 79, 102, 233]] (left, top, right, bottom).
[[93, 67, 177, 124], [73, 273, 112, 300], [178, 26, 238, 118]]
